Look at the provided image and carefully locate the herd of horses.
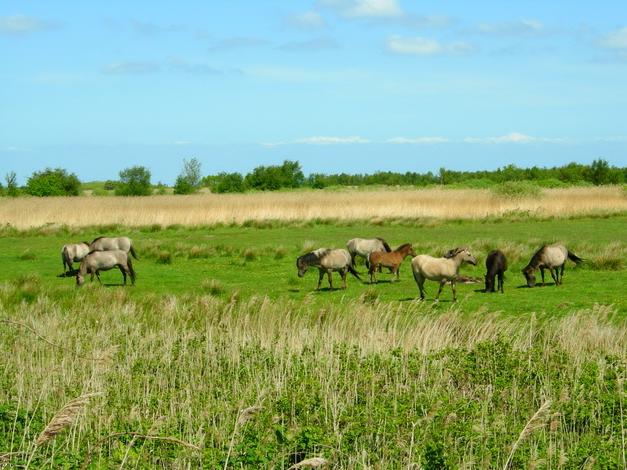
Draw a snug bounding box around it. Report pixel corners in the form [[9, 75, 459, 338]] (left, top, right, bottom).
[[60, 235, 583, 301], [297, 237, 584, 301]]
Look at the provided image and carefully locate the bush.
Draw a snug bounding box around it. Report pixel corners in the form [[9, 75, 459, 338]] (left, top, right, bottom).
[[4, 172, 19, 197], [24, 168, 80, 197], [245, 160, 304, 191], [214, 173, 245, 193], [174, 158, 202, 195], [115, 166, 152, 196], [103, 180, 117, 190], [491, 181, 542, 199]]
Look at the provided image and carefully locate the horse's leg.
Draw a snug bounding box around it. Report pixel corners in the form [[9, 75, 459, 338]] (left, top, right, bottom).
[[369, 264, 377, 284], [393, 264, 400, 281], [327, 270, 333, 289], [540, 267, 545, 286], [560, 264, 565, 284], [451, 280, 457, 301], [316, 268, 324, 290], [95, 271, 102, 285], [549, 268, 558, 286], [341, 268, 347, 289], [498, 273, 504, 293], [435, 279, 446, 302], [119, 265, 126, 285]]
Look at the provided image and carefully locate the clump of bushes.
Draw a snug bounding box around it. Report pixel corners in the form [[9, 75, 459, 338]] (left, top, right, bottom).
[[491, 181, 542, 199], [24, 168, 80, 197]]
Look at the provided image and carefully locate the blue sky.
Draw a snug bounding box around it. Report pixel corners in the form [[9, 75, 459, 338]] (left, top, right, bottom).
[[1, 0, 626, 184]]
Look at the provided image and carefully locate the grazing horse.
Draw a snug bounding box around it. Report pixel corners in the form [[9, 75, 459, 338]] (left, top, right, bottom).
[[411, 247, 477, 301], [76, 250, 135, 286], [346, 237, 391, 269], [296, 248, 362, 290], [90, 236, 138, 259], [367, 243, 416, 283], [485, 250, 508, 293], [61, 242, 90, 273], [522, 244, 583, 287]]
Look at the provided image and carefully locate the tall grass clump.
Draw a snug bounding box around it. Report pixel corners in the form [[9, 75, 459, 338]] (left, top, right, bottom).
[[491, 181, 542, 199]]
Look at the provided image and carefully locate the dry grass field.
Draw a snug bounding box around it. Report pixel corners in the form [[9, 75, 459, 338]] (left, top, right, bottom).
[[1, 187, 625, 229]]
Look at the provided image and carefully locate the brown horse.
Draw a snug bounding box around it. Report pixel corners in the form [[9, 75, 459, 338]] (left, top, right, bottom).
[[368, 243, 416, 283]]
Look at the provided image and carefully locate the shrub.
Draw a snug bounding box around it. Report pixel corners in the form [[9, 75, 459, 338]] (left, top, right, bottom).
[[4, 171, 19, 197], [215, 173, 245, 193], [174, 158, 202, 195], [491, 181, 542, 199], [115, 166, 152, 196], [245, 160, 304, 191], [25, 168, 80, 196]]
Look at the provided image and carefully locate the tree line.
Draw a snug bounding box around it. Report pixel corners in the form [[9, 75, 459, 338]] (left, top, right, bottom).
[[0, 158, 624, 197]]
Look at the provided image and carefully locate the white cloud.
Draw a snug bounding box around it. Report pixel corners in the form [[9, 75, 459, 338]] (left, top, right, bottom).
[[463, 132, 558, 144], [477, 19, 544, 36], [599, 27, 627, 49], [101, 61, 160, 74], [0, 14, 59, 35], [287, 11, 327, 29], [387, 137, 448, 144], [387, 36, 473, 56], [319, 0, 403, 18]]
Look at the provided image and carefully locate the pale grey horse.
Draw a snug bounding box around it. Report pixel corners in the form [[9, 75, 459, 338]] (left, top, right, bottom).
[[346, 237, 391, 269], [297, 248, 362, 290], [411, 247, 477, 301], [76, 250, 136, 286], [61, 242, 90, 273], [522, 244, 583, 287], [90, 236, 138, 259]]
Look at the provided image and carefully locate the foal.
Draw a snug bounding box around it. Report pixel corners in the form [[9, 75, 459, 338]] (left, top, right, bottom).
[[485, 250, 507, 293], [368, 243, 416, 283]]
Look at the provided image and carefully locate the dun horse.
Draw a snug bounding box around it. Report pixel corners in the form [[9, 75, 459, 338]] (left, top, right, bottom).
[[297, 248, 361, 290], [346, 237, 391, 269], [76, 250, 135, 286], [90, 236, 138, 259], [61, 242, 90, 273], [411, 247, 477, 301], [484, 250, 507, 293], [522, 244, 583, 287], [368, 243, 416, 283]]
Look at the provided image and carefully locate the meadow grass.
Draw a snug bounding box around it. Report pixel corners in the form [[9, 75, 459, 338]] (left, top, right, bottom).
[[0, 186, 625, 229]]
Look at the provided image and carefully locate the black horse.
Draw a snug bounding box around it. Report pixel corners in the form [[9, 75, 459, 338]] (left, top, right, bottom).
[[485, 250, 507, 293]]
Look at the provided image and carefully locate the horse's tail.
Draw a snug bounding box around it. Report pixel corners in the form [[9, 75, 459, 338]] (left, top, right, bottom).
[[348, 264, 363, 282], [127, 256, 136, 284], [129, 244, 139, 260], [377, 237, 392, 252], [567, 250, 584, 264]]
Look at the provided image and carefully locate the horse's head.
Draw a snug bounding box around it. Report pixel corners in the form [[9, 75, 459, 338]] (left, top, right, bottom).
[[76, 272, 85, 286], [448, 247, 477, 265], [296, 256, 309, 277], [522, 266, 536, 287]]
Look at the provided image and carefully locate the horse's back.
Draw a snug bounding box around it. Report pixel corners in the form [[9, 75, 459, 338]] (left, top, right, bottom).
[[543, 244, 568, 267], [85, 249, 128, 268], [91, 236, 132, 252], [412, 254, 456, 279], [321, 249, 351, 269]]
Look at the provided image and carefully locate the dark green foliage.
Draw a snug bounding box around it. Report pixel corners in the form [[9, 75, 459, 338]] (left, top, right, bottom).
[[245, 160, 304, 191], [103, 180, 117, 190], [116, 166, 152, 196], [4, 171, 19, 197], [174, 158, 202, 194], [24, 168, 80, 197]]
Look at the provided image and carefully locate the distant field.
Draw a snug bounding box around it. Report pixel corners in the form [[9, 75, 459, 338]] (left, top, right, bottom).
[[1, 186, 625, 229], [0, 195, 625, 467]]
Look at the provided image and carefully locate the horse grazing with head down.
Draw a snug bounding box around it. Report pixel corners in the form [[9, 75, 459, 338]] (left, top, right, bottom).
[[296, 248, 362, 290], [346, 237, 391, 269], [61, 242, 90, 274], [485, 249, 507, 293], [367, 243, 416, 283], [522, 244, 582, 287], [411, 247, 477, 301], [90, 236, 138, 259], [76, 250, 135, 286]]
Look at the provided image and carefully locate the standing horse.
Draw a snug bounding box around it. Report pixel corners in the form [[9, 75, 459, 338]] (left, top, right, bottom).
[[346, 237, 391, 269], [522, 244, 582, 287], [411, 247, 477, 301], [61, 242, 90, 273], [296, 248, 362, 290], [367, 243, 416, 283], [90, 236, 138, 259], [76, 250, 135, 286], [485, 250, 507, 293]]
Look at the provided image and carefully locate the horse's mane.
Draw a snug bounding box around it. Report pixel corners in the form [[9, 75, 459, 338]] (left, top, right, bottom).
[[376, 237, 392, 252], [91, 236, 105, 243], [527, 245, 547, 268], [395, 243, 412, 252], [81, 241, 90, 246], [443, 247, 463, 259], [297, 249, 329, 267]]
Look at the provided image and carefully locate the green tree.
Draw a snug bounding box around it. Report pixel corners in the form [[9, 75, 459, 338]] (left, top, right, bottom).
[[5, 171, 19, 197], [588, 159, 610, 185], [25, 168, 80, 196], [245, 160, 304, 191], [174, 158, 202, 195], [115, 166, 152, 196], [215, 172, 245, 193]]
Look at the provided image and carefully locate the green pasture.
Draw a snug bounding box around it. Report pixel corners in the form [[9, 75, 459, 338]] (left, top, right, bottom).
[[0, 214, 625, 315]]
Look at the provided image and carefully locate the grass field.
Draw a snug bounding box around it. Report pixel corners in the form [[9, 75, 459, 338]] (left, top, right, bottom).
[[0, 192, 625, 468]]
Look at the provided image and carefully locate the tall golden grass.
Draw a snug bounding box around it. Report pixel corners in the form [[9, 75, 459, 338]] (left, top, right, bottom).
[[1, 187, 625, 229]]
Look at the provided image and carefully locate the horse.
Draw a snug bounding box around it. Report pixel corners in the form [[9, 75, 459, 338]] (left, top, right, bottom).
[[367, 243, 416, 283], [90, 236, 138, 259], [522, 244, 583, 287], [61, 242, 90, 274], [485, 250, 507, 293], [296, 248, 362, 290], [346, 237, 391, 269], [411, 247, 477, 301], [76, 250, 136, 286]]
